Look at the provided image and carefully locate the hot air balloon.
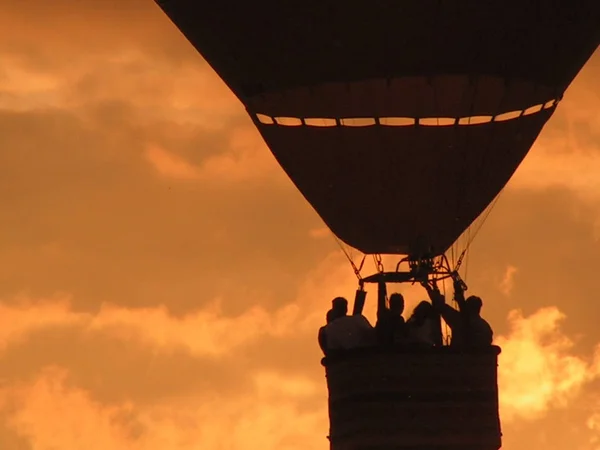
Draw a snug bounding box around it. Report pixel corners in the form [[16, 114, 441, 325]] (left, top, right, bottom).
[[154, 1, 600, 448]]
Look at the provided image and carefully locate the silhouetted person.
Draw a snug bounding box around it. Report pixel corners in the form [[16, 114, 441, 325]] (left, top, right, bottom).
[[452, 278, 493, 347], [326, 297, 374, 350], [331, 297, 347, 318], [376, 293, 407, 345], [318, 309, 336, 355], [406, 300, 436, 346], [425, 278, 493, 348]]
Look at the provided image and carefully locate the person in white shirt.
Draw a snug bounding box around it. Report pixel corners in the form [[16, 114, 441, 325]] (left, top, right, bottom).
[[325, 297, 374, 351], [318, 309, 336, 355]]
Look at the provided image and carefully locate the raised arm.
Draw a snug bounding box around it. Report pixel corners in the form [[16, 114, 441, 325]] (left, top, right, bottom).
[[420, 280, 444, 346], [377, 280, 388, 321], [422, 280, 444, 307], [452, 275, 467, 312]]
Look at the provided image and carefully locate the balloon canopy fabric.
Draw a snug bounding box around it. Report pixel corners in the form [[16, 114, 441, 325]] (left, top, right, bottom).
[[155, 0, 600, 255]]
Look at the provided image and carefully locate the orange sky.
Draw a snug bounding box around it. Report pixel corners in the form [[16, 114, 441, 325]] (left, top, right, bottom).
[[0, 2, 599, 449]]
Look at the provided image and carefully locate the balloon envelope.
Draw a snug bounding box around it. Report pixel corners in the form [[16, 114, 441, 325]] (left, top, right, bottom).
[[155, 0, 600, 255]]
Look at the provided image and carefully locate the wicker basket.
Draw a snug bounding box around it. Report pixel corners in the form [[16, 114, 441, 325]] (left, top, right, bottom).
[[323, 346, 502, 450]]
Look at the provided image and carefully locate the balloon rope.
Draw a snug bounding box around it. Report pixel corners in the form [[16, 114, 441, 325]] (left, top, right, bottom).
[[332, 234, 365, 281], [466, 188, 504, 250]]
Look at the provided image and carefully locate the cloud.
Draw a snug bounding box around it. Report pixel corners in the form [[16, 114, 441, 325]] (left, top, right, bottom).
[[587, 412, 600, 450], [88, 301, 299, 357], [2, 366, 327, 450], [309, 227, 331, 239], [0, 295, 85, 349], [511, 151, 600, 197], [0, 252, 353, 415], [205, 126, 278, 182], [3, 367, 140, 450], [5, 261, 600, 449], [499, 265, 518, 296], [507, 50, 600, 198], [0, 101, 326, 314], [0, 250, 354, 358], [144, 145, 200, 181], [0, 297, 291, 358], [497, 307, 600, 422]]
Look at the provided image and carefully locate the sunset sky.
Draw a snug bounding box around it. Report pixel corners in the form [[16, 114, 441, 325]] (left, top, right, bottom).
[[0, 2, 599, 449]]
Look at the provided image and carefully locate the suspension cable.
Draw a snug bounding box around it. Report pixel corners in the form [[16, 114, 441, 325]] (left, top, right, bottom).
[[465, 191, 503, 249], [332, 235, 365, 281], [373, 254, 385, 273]]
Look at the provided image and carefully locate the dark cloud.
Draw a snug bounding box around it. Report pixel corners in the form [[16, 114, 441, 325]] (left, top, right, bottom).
[[0, 0, 193, 69], [0, 98, 330, 315]]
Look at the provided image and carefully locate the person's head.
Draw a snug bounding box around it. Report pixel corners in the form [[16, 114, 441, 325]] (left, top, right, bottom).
[[389, 293, 405, 315], [326, 309, 336, 324], [465, 295, 483, 315], [331, 297, 348, 317], [412, 301, 433, 321]]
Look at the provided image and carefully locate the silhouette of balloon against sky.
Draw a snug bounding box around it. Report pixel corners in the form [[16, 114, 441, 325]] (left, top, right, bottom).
[[154, 1, 599, 256]]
